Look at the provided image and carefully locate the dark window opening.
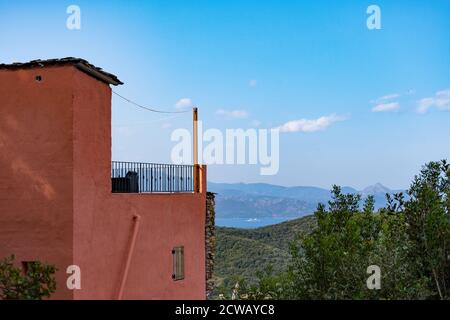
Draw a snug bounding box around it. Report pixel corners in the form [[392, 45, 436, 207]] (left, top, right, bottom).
[[35, 75, 42, 82], [21, 261, 37, 274]]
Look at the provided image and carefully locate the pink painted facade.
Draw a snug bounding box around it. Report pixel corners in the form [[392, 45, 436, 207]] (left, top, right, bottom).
[[0, 60, 207, 300]]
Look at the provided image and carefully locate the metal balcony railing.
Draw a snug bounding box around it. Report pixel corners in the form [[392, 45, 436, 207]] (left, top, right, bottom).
[[111, 161, 194, 193]]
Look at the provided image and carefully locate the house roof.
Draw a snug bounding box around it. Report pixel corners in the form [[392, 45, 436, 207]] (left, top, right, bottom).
[[0, 57, 123, 86]]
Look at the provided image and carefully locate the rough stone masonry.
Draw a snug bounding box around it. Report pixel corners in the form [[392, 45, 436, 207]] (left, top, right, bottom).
[[205, 192, 216, 299]]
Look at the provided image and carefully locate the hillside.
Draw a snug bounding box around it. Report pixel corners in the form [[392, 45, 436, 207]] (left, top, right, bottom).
[[213, 194, 315, 218], [213, 215, 316, 291]]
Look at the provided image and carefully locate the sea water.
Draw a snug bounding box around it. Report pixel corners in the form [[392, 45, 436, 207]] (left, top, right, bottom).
[[215, 217, 295, 229]]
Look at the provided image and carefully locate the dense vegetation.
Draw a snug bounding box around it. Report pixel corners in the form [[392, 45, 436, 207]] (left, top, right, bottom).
[[214, 215, 316, 292], [0, 255, 57, 300], [216, 160, 450, 300]]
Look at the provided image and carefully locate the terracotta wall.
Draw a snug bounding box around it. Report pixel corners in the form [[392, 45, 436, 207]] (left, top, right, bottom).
[[0, 66, 75, 299], [0, 65, 206, 300]]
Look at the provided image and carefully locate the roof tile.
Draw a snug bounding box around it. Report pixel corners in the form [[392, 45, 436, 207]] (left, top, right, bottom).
[[0, 57, 123, 86]]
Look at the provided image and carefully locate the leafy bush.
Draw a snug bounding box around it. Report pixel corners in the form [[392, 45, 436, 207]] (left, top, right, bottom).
[[0, 255, 57, 300]]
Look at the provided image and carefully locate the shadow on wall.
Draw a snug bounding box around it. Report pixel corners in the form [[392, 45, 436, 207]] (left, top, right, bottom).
[[0, 115, 57, 200]]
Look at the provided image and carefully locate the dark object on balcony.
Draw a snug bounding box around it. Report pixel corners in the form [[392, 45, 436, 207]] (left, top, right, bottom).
[[126, 171, 139, 192], [112, 171, 139, 193]]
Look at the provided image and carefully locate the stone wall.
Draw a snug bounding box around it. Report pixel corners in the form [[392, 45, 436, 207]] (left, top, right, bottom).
[[205, 192, 216, 299]]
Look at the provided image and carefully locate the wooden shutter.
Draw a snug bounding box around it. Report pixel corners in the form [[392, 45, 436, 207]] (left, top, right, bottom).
[[172, 246, 185, 281]]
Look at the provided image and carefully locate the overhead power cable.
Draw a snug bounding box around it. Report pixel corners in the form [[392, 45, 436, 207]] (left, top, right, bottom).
[[112, 91, 191, 114]]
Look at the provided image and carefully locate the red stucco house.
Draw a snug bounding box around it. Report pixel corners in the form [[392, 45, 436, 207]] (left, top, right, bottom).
[[0, 58, 208, 299]]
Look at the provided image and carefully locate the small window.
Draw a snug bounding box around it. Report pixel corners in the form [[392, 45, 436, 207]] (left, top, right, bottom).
[[172, 246, 184, 281], [35, 75, 43, 82], [22, 261, 37, 274]]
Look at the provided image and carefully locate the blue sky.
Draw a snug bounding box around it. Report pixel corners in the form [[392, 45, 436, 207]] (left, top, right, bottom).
[[1, 0, 449, 189]]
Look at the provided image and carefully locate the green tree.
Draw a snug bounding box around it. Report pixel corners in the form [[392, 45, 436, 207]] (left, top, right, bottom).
[[285, 186, 379, 299], [403, 160, 450, 299], [0, 255, 57, 300], [220, 160, 450, 300]]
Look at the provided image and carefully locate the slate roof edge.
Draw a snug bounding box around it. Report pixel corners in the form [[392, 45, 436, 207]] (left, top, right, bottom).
[[0, 57, 123, 86]]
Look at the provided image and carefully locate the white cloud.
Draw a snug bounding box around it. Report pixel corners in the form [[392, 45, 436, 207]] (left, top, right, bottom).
[[175, 98, 193, 110], [372, 102, 400, 113], [275, 114, 347, 133], [417, 98, 434, 114], [416, 88, 450, 114], [370, 93, 401, 104], [216, 109, 249, 119], [373, 93, 401, 103], [370, 92, 404, 113], [249, 80, 257, 87]]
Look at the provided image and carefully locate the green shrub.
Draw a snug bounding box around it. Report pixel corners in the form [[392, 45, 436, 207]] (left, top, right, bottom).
[[0, 255, 57, 300]]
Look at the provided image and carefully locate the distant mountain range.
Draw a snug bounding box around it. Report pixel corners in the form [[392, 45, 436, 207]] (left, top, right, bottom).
[[208, 182, 404, 219]]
